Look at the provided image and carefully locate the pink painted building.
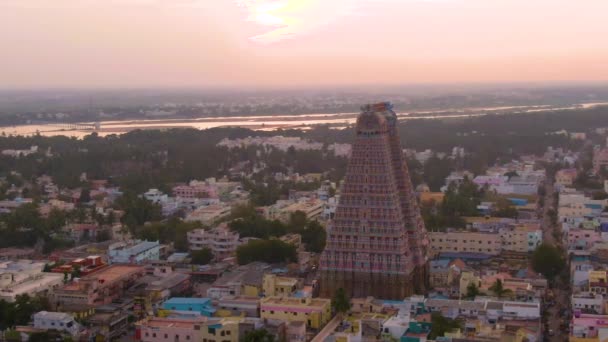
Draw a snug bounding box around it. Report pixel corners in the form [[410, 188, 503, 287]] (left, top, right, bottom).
[[320, 102, 429, 299], [593, 148, 608, 174], [136, 317, 205, 342], [570, 313, 608, 339], [567, 229, 602, 251]]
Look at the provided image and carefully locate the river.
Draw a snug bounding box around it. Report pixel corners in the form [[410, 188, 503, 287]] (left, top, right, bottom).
[[1, 102, 607, 138]]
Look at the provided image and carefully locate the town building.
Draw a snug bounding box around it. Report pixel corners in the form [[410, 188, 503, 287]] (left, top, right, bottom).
[[593, 147, 608, 174], [187, 224, 240, 260], [207, 262, 270, 300], [32, 311, 81, 337], [277, 199, 324, 222], [51, 255, 106, 276], [185, 204, 232, 224], [108, 240, 160, 264], [262, 273, 300, 297], [0, 260, 64, 302], [54, 265, 145, 307], [556, 168, 578, 189], [260, 296, 331, 329], [320, 102, 429, 299], [161, 297, 216, 317], [429, 230, 501, 257], [217, 296, 261, 317], [136, 316, 207, 342], [86, 305, 129, 341]]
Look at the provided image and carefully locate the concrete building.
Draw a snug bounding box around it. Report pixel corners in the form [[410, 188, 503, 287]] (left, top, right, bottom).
[[108, 240, 160, 264], [161, 297, 216, 317], [217, 296, 260, 317], [429, 231, 501, 257], [136, 316, 207, 342], [278, 199, 324, 222], [207, 262, 270, 300], [556, 168, 578, 188], [593, 148, 608, 174], [33, 311, 81, 336], [262, 273, 300, 297], [86, 305, 129, 341], [572, 293, 604, 314], [320, 102, 429, 299], [185, 204, 231, 224], [187, 224, 240, 260], [0, 260, 64, 302], [570, 313, 608, 340], [260, 296, 331, 329], [142, 189, 168, 204], [54, 265, 144, 307]]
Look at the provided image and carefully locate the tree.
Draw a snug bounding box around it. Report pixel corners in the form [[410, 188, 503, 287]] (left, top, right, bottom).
[[331, 288, 351, 314], [465, 282, 480, 299], [79, 187, 91, 204], [429, 312, 463, 339], [299, 221, 326, 253], [243, 328, 275, 342], [71, 265, 81, 280], [532, 243, 565, 280], [191, 248, 213, 265], [236, 239, 297, 265], [489, 279, 512, 298], [115, 193, 162, 229], [288, 211, 308, 232]]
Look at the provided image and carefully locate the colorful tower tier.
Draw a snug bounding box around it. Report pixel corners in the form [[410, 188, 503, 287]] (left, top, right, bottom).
[[319, 102, 429, 299]]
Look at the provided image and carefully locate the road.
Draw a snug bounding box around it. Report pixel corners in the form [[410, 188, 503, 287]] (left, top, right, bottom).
[[310, 313, 342, 342], [540, 177, 570, 342]]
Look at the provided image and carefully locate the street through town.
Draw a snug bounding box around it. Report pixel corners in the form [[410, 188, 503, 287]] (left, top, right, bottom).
[[540, 175, 570, 342]]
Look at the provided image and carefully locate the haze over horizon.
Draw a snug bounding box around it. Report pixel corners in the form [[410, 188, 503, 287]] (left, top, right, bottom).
[[2, 0, 608, 89]]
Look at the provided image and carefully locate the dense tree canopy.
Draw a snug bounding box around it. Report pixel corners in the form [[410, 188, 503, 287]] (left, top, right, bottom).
[[532, 244, 566, 280], [429, 312, 463, 339], [191, 248, 214, 265], [331, 288, 351, 314], [236, 239, 297, 265], [0, 294, 51, 330]]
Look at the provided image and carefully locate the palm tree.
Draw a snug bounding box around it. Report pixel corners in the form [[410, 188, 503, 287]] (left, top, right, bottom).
[[489, 279, 513, 298]]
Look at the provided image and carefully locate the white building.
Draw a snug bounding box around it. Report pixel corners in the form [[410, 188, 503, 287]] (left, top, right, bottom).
[[188, 224, 240, 260], [0, 261, 64, 302], [572, 293, 603, 314], [143, 189, 168, 204], [33, 311, 81, 336]]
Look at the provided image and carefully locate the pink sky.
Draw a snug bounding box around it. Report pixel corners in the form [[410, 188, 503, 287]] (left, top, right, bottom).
[[1, 0, 608, 89]]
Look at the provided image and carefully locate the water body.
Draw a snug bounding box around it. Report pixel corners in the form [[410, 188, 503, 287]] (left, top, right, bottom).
[[1, 102, 607, 138]]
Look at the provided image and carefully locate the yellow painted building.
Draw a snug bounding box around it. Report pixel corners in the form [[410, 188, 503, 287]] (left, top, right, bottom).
[[263, 274, 299, 297], [589, 271, 608, 284], [201, 317, 240, 342], [260, 297, 331, 329], [242, 284, 262, 297]]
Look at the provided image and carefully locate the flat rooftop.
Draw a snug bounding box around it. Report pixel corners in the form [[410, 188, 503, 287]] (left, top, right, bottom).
[[138, 317, 207, 329], [60, 265, 143, 291], [261, 297, 329, 308]]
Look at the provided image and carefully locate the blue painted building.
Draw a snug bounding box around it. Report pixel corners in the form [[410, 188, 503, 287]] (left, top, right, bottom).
[[161, 297, 216, 317]]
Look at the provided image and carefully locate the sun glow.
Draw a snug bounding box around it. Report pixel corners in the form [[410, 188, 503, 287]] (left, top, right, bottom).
[[236, 0, 355, 44], [251, 1, 286, 26]]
